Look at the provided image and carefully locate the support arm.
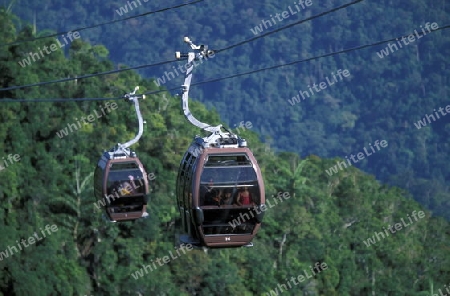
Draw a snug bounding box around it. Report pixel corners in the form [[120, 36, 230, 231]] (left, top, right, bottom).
[[177, 37, 219, 133], [120, 86, 145, 149], [175, 37, 247, 148]]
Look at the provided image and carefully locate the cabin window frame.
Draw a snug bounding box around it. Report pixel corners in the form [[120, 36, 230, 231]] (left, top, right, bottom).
[[177, 152, 191, 209], [184, 154, 196, 210]]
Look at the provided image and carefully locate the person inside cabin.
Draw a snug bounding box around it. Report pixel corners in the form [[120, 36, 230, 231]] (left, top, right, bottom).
[[236, 186, 254, 206], [204, 188, 217, 205], [118, 175, 137, 196], [204, 188, 225, 206], [202, 173, 216, 197], [221, 189, 233, 206], [108, 181, 121, 196], [212, 189, 224, 206]]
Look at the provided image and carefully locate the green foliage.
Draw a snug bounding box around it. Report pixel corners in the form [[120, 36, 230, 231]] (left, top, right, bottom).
[[0, 6, 449, 296]]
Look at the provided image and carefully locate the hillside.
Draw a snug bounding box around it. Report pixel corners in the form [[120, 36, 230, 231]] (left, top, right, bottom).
[[1, 6, 450, 296], [9, 0, 450, 220]]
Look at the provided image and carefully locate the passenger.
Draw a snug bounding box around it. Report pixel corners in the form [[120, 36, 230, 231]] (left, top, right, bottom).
[[202, 177, 215, 196], [204, 188, 218, 205], [118, 176, 137, 196], [211, 189, 224, 206], [236, 186, 254, 206], [108, 181, 121, 196], [221, 189, 234, 205]]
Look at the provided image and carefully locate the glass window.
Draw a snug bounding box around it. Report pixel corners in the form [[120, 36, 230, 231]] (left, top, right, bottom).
[[199, 185, 261, 206], [199, 167, 260, 206], [200, 167, 257, 185], [180, 153, 191, 176], [110, 162, 139, 170], [108, 195, 144, 213], [204, 154, 252, 167], [107, 169, 146, 196], [202, 208, 257, 235], [183, 155, 196, 209]]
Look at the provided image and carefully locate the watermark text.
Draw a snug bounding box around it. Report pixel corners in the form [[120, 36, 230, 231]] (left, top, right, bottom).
[[0, 224, 58, 261], [0, 154, 21, 171], [131, 243, 193, 279], [18, 31, 81, 68], [250, 1, 313, 35], [376, 22, 439, 59], [363, 210, 425, 247], [288, 69, 350, 106], [325, 140, 388, 176], [56, 102, 118, 139]]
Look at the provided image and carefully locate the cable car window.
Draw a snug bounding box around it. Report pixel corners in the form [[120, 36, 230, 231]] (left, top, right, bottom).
[[199, 167, 260, 206], [202, 208, 257, 235], [180, 153, 191, 177], [108, 195, 144, 212], [110, 162, 140, 170], [184, 155, 196, 209], [200, 185, 261, 206], [204, 154, 252, 167], [200, 167, 257, 184], [107, 170, 146, 195]]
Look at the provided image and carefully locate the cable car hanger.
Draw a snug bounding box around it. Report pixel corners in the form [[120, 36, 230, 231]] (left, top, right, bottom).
[[109, 86, 146, 158], [175, 37, 247, 149], [94, 86, 150, 223], [174, 38, 266, 248]]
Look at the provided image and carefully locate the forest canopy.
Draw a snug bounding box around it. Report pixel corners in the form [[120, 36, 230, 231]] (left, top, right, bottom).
[[1, 1, 450, 295]]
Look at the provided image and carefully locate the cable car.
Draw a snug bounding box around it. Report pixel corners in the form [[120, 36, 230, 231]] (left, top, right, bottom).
[[94, 87, 150, 222], [175, 38, 265, 248]]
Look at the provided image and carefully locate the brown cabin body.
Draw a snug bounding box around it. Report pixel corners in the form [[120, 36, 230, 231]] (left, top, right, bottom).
[[94, 154, 149, 222], [177, 146, 265, 248]]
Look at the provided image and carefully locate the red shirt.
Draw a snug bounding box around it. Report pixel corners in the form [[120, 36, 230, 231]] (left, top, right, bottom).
[[239, 192, 252, 205]]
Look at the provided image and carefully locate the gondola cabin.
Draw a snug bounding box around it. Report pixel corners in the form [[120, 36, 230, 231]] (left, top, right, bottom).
[[176, 137, 265, 248], [175, 37, 265, 247], [94, 149, 149, 222]]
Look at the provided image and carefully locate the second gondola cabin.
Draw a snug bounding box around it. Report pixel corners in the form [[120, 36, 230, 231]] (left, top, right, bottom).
[[94, 149, 150, 222], [176, 135, 265, 248], [93, 86, 149, 223]]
